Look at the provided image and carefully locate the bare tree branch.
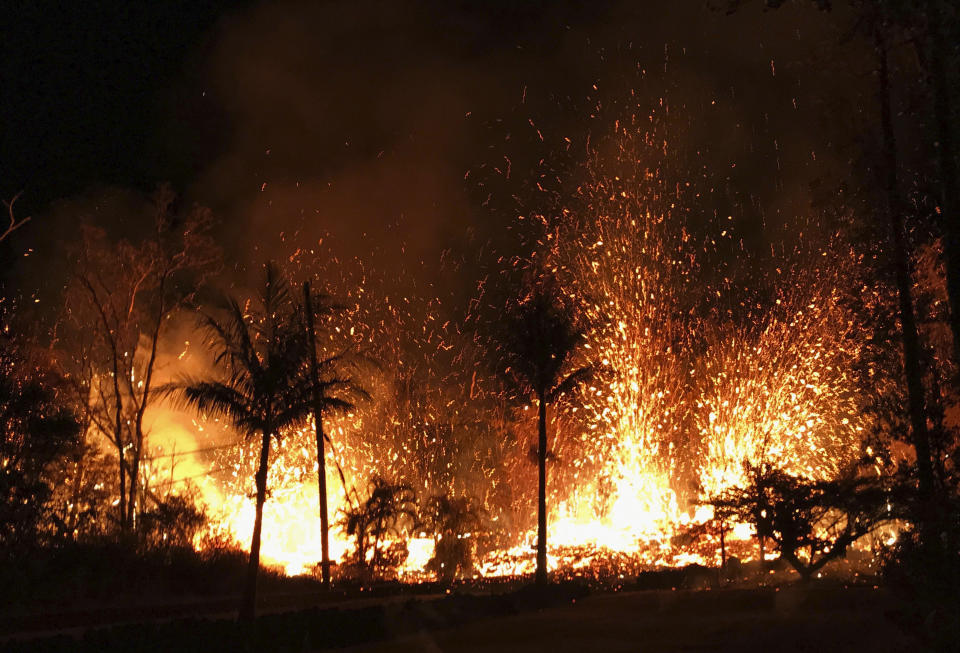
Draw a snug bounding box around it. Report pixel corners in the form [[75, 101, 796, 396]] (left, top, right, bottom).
[[1, 192, 31, 243]]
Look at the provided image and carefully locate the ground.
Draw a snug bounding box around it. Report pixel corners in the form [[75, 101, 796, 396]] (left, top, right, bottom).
[[2, 582, 932, 652], [344, 586, 926, 653]]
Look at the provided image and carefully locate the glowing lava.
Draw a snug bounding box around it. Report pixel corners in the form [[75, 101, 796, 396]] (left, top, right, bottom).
[[177, 110, 875, 580]]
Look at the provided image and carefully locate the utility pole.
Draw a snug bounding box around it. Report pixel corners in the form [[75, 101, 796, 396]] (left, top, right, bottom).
[[304, 281, 332, 589]]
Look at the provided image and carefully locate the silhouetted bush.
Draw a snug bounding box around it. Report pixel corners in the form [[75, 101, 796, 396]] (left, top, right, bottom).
[[420, 494, 484, 581], [0, 537, 297, 610], [882, 513, 960, 650], [338, 477, 417, 580], [137, 492, 207, 553], [709, 463, 891, 581]]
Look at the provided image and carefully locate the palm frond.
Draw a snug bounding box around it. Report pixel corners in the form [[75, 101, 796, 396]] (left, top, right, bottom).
[[173, 379, 261, 438]]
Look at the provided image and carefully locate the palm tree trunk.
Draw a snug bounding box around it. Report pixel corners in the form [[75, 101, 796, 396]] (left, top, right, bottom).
[[877, 30, 935, 522], [241, 430, 272, 621], [535, 391, 548, 586], [303, 282, 331, 589]]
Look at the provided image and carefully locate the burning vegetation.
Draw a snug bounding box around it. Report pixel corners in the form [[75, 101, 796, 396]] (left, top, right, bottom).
[[0, 113, 937, 589], [2, 3, 960, 644]]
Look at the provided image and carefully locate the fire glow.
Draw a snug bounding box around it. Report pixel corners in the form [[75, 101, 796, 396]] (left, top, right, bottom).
[[153, 112, 875, 580]]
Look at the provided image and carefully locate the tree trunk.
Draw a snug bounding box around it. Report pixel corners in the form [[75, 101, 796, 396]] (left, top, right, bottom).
[[535, 391, 548, 586], [110, 353, 127, 532], [69, 456, 85, 537], [240, 430, 272, 622], [82, 276, 129, 533], [358, 530, 367, 569], [719, 519, 726, 571], [303, 282, 331, 589], [373, 515, 383, 577], [127, 445, 140, 531], [876, 30, 935, 523], [116, 438, 127, 532], [128, 279, 166, 530], [925, 0, 960, 369]]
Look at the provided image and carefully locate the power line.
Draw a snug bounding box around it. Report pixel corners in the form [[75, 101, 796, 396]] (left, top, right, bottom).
[[147, 466, 236, 489], [141, 440, 245, 462]]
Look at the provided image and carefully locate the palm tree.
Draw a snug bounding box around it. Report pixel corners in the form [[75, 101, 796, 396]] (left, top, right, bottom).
[[172, 263, 312, 621], [301, 280, 368, 589], [501, 280, 590, 585]]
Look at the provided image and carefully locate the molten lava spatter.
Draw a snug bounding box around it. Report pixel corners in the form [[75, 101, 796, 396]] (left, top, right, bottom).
[[181, 110, 874, 580]]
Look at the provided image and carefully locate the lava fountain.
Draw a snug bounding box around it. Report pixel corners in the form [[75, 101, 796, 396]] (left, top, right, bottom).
[[505, 109, 874, 570], [181, 109, 876, 578]]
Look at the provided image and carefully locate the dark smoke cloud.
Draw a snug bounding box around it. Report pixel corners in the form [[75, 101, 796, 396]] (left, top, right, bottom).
[[160, 0, 871, 288], [6, 0, 891, 308]]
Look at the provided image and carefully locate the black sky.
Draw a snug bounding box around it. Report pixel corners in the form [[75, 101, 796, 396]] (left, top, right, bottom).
[[1, 1, 251, 202]]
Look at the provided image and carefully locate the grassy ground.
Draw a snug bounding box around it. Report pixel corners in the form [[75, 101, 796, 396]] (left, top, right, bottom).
[[3, 580, 932, 652], [344, 585, 926, 653]]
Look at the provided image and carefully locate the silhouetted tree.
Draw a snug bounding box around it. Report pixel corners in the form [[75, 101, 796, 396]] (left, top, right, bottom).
[[499, 279, 591, 585], [64, 186, 217, 532], [421, 494, 484, 581], [920, 0, 960, 366], [301, 280, 368, 589], [0, 339, 80, 550], [45, 432, 114, 542], [137, 488, 207, 553], [171, 263, 312, 621], [873, 13, 936, 533], [724, 0, 950, 545], [710, 464, 891, 581], [339, 477, 417, 580]]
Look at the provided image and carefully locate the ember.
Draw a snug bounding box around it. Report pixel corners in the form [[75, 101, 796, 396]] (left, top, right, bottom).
[[168, 112, 883, 580], [3, 3, 958, 644]]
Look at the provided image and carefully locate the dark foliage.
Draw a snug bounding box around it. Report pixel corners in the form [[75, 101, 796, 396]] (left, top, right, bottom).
[[882, 490, 960, 649], [137, 491, 208, 552], [499, 280, 589, 406], [709, 464, 892, 580], [338, 477, 417, 580], [44, 438, 115, 543], [421, 494, 484, 581], [0, 537, 297, 613], [0, 342, 81, 551]]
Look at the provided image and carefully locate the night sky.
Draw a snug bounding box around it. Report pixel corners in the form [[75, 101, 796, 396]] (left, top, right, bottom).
[[2, 5, 955, 633], [2, 0, 899, 301]]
